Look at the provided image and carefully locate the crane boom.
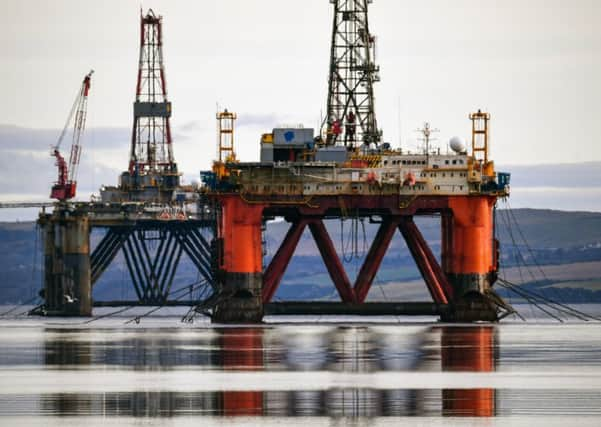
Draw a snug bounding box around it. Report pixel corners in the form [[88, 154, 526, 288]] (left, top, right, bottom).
[[50, 70, 93, 201]]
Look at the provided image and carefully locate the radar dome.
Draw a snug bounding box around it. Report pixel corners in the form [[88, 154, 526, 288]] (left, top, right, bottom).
[[449, 136, 466, 153]]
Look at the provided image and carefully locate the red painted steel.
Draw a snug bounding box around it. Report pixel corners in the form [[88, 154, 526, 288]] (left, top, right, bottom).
[[398, 218, 448, 304], [219, 195, 265, 274], [402, 218, 454, 301], [259, 212, 459, 304], [354, 219, 399, 302], [262, 219, 308, 303], [308, 220, 357, 303], [443, 196, 496, 277], [441, 212, 454, 273], [217, 192, 498, 310]]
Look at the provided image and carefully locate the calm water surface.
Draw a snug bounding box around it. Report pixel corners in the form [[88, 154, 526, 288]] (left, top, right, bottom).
[[0, 307, 600, 426]]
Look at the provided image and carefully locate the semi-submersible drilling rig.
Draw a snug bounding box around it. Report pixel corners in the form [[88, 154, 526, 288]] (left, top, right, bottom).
[[38, 2, 512, 322]]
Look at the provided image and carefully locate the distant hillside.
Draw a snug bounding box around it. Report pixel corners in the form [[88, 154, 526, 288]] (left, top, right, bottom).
[[263, 209, 601, 302], [264, 208, 601, 256], [1, 208, 601, 304], [496, 208, 601, 248]]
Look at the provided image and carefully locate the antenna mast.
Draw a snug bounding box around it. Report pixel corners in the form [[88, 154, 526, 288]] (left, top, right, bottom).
[[416, 122, 439, 161]]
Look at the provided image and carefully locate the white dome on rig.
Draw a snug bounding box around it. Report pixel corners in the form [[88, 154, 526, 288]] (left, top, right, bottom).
[[449, 136, 467, 153]]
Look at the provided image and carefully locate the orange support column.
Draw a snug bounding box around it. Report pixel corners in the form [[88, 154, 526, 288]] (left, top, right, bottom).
[[213, 195, 265, 323], [442, 196, 498, 321]]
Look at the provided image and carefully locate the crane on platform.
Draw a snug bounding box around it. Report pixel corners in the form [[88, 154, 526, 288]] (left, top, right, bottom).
[[50, 70, 93, 201]]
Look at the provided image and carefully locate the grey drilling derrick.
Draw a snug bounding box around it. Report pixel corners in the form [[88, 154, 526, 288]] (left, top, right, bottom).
[[325, 0, 381, 148]]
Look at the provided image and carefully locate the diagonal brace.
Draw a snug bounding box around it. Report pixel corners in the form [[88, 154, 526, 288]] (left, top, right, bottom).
[[353, 218, 399, 303], [308, 219, 356, 303], [262, 219, 308, 303], [398, 217, 451, 304]]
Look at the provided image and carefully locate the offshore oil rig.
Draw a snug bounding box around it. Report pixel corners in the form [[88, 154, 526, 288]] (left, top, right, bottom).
[[37, 1, 512, 322]]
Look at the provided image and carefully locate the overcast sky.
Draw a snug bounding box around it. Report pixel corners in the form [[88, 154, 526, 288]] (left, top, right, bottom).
[[1, 0, 600, 213]]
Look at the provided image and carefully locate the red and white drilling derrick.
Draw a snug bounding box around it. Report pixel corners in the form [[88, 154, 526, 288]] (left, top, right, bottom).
[[101, 9, 180, 203], [50, 70, 93, 201]]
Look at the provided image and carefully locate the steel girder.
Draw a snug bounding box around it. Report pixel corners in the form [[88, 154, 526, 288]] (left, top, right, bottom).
[[261, 216, 452, 305], [90, 222, 216, 305]]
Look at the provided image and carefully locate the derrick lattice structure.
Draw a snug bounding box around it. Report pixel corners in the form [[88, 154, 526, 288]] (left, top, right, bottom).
[[129, 9, 176, 177], [325, 0, 381, 147]]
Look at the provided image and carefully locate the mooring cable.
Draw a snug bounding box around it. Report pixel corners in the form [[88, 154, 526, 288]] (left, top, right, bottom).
[[0, 295, 41, 317], [181, 280, 215, 323], [496, 281, 564, 322], [81, 305, 138, 324], [506, 202, 551, 281], [497, 279, 566, 321], [76, 278, 209, 325], [499, 278, 599, 321], [124, 279, 209, 325], [499, 202, 595, 323], [499, 278, 601, 322], [498, 280, 567, 321], [499, 206, 576, 321], [506, 202, 569, 309], [498, 207, 537, 319]]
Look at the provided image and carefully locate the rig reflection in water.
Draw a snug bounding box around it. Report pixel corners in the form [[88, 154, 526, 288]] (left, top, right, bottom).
[[34, 326, 498, 417]]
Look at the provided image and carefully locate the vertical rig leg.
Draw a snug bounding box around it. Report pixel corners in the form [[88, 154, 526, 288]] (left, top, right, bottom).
[[41, 213, 91, 316], [442, 196, 499, 321], [213, 196, 265, 323], [41, 219, 57, 312]]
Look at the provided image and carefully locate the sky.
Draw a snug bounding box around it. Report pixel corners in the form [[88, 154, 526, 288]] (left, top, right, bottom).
[[1, 0, 600, 218]]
